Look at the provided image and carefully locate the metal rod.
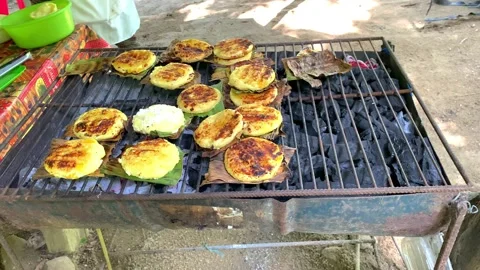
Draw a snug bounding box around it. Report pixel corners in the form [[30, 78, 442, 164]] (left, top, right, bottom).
[[434, 194, 468, 270], [289, 89, 411, 102], [293, 44, 315, 188], [381, 38, 471, 186], [110, 239, 376, 256], [317, 43, 345, 188], [331, 41, 377, 188], [362, 40, 436, 186], [96, 228, 113, 270], [285, 44, 304, 188], [355, 236, 361, 270]]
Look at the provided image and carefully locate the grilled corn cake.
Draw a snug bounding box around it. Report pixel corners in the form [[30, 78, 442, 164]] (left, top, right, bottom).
[[194, 109, 243, 149], [214, 51, 253, 66], [230, 84, 278, 106], [132, 104, 184, 136], [214, 38, 254, 60], [228, 63, 275, 92], [111, 50, 156, 74], [173, 39, 213, 63], [119, 139, 180, 179], [44, 138, 106, 179], [236, 105, 282, 136], [224, 137, 284, 182], [150, 63, 195, 90], [73, 108, 127, 141], [177, 84, 222, 114]]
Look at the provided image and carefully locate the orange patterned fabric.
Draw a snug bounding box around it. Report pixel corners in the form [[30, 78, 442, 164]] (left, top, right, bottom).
[[0, 25, 110, 161]]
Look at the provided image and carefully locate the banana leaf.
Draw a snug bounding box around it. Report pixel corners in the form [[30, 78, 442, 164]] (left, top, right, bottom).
[[101, 148, 185, 186], [63, 57, 114, 76], [183, 81, 225, 118]]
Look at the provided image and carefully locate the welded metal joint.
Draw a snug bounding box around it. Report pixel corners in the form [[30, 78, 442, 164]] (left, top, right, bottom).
[[434, 193, 470, 270]]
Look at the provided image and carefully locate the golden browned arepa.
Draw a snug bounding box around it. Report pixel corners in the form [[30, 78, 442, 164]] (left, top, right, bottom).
[[173, 39, 213, 63], [149, 63, 195, 90], [224, 137, 284, 182], [177, 84, 222, 114], [214, 51, 253, 66], [73, 108, 127, 141], [44, 138, 106, 179], [118, 139, 180, 179], [213, 38, 254, 60], [230, 84, 278, 106], [111, 50, 156, 74], [228, 62, 275, 92], [235, 105, 282, 136], [194, 109, 243, 149]]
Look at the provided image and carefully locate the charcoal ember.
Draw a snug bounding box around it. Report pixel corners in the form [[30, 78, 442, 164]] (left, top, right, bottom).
[[422, 139, 443, 185], [359, 81, 371, 94], [318, 99, 341, 122], [333, 115, 352, 131], [360, 129, 372, 140], [311, 118, 327, 134], [389, 138, 424, 186], [290, 103, 316, 122], [378, 96, 404, 112], [336, 126, 358, 144], [328, 141, 371, 163], [356, 115, 371, 131], [337, 98, 355, 108], [370, 79, 388, 92], [362, 165, 390, 187], [350, 101, 366, 114]]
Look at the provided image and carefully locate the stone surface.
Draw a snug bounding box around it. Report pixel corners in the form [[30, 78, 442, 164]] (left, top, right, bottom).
[[41, 229, 87, 254], [1, 235, 39, 270], [43, 256, 76, 270]]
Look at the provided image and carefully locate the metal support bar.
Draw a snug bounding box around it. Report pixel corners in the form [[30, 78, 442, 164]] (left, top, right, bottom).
[[0, 233, 24, 270], [110, 238, 376, 256], [434, 194, 469, 270]]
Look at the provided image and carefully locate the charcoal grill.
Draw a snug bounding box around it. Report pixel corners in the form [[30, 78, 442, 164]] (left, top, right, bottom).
[[0, 37, 475, 268]]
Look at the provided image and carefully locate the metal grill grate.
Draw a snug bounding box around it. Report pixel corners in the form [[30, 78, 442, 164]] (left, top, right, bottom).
[[0, 37, 472, 200]]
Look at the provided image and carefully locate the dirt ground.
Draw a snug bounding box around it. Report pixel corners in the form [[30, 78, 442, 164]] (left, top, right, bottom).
[[90, 0, 479, 269]]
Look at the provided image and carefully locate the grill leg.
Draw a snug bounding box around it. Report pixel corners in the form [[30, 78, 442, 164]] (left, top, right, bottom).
[[434, 194, 468, 270]]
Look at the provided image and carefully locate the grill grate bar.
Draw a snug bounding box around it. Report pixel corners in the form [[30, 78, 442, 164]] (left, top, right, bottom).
[[365, 40, 447, 186], [283, 45, 305, 189], [10, 71, 92, 196], [336, 42, 394, 187], [328, 42, 379, 188], [0, 37, 471, 199], [289, 89, 412, 102], [0, 75, 81, 194]]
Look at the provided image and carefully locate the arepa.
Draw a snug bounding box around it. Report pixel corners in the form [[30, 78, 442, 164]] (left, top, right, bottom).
[[224, 137, 284, 182], [173, 39, 213, 63], [230, 84, 278, 107], [213, 38, 254, 60], [194, 109, 243, 149], [112, 50, 156, 74], [44, 138, 106, 179], [73, 108, 127, 141], [177, 84, 222, 114], [119, 139, 180, 179], [150, 63, 195, 90], [236, 105, 282, 136], [228, 62, 275, 92]]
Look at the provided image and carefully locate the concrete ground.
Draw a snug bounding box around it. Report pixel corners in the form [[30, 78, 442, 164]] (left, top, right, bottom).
[[96, 0, 479, 269]]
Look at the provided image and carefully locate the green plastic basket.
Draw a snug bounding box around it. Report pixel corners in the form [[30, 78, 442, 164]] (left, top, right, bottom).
[[0, 0, 74, 49]]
